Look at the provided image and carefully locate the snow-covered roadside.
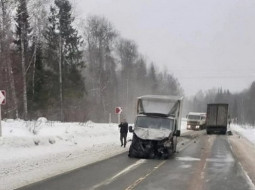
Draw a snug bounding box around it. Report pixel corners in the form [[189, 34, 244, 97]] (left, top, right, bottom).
[[230, 124, 255, 145], [0, 119, 132, 190], [2, 118, 254, 190], [0, 118, 188, 190]]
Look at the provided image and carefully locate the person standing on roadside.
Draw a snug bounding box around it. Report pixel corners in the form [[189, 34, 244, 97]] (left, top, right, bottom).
[[119, 119, 128, 147]]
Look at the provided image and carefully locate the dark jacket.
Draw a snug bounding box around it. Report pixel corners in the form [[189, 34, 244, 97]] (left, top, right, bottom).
[[119, 122, 128, 134]]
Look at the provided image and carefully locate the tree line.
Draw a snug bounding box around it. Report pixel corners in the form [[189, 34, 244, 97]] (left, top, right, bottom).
[[0, 0, 182, 122], [185, 82, 255, 125]]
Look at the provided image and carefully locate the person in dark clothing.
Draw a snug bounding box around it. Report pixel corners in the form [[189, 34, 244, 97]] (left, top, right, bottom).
[[119, 119, 128, 147]]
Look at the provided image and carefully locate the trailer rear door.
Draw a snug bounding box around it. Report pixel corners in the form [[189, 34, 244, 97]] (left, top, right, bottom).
[[207, 104, 217, 126], [217, 105, 228, 126]]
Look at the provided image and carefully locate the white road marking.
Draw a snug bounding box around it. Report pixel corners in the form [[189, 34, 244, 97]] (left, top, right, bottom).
[[176, 156, 201, 161], [92, 133, 203, 189], [125, 160, 166, 190], [238, 162, 255, 190], [91, 159, 146, 189], [179, 164, 192, 169], [206, 158, 234, 162]]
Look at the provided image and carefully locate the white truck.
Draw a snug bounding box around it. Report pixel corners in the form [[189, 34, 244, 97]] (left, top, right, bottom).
[[128, 95, 183, 159], [186, 112, 206, 130]]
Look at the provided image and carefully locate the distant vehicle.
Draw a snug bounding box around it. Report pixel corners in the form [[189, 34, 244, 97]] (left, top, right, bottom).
[[186, 112, 206, 130], [206, 104, 228, 135], [128, 95, 183, 159]]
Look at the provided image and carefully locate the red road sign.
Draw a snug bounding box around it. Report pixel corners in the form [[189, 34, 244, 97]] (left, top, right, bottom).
[[0, 90, 6, 105], [115, 107, 122, 114]]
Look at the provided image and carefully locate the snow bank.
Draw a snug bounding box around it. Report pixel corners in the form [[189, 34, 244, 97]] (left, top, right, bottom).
[[0, 118, 213, 189], [231, 124, 255, 145], [1, 120, 124, 146], [0, 119, 132, 190]]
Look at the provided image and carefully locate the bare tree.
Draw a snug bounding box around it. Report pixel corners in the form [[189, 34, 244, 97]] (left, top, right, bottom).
[[15, 0, 31, 119], [116, 38, 138, 118], [0, 0, 19, 118], [83, 16, 118, 121], [27, 0, 48, 99]]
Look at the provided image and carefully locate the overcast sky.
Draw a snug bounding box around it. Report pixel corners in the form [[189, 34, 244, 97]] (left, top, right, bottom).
[[73, 0, 255, 96]]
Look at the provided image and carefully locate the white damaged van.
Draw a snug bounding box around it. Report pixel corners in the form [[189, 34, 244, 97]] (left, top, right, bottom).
[[128, 95, 183, 159]]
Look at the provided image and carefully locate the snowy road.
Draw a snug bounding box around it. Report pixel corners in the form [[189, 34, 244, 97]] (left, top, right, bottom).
[[17, 131, 255, 190]]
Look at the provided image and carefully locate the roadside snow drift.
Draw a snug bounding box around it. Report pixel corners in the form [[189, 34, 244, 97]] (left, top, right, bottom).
[[230, 124, 255, 145], [0, 118, 132, 190]]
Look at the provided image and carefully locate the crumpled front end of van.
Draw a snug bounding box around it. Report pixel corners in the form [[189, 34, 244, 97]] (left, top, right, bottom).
[[128, 133, 174, 159]]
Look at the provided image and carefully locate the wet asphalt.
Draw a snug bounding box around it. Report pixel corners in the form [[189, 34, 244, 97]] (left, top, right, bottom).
[[17, 132, 255, 190]]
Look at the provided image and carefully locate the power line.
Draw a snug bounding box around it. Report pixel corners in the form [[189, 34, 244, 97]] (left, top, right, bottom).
[[179, 75, 255, 79]]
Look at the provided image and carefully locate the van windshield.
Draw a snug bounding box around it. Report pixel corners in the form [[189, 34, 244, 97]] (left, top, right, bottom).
[[135, 116, 174, 130], [188, 115, 201, 120]]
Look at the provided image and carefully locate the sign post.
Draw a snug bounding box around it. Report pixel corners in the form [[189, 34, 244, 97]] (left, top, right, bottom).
[[109, 113, 112, 127], [115, 107, 122, 124], [0, 90, 6, 137], [0, 104, 1, 137]]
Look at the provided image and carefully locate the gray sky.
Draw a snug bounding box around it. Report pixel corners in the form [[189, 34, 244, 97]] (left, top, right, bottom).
[[73, 0, 255, 96]]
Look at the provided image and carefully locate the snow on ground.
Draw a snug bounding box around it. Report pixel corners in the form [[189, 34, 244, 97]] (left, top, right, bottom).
[[230, 124, 255, 145], [0, 118, 187, 190], [0, 118, 133, 190]]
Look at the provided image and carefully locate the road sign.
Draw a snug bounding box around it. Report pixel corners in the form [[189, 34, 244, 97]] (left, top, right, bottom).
[[115, 107, 122, 114], [0, 90, 5, 105], [0, 90, 4, 137]]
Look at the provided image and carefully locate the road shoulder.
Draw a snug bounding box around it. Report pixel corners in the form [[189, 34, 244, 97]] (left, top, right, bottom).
[[228, 132, 255, 188]]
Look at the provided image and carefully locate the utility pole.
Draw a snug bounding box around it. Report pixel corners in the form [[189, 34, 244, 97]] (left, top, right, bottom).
[[59, 36, 63, 121], [0, 105, 2, 137], [126, 78, 129, 113], [0, 90, 6, 137]]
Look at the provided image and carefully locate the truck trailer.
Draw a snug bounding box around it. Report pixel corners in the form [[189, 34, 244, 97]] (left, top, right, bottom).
[[206, 103, 228, 135], [128, 95, 183, 159]]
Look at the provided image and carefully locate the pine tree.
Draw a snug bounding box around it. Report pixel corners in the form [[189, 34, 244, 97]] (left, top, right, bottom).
[[27, 41, 47, 116], [247, 82, 255, 124], [44, 0, 85, 121], [0, 0, 19, 118], [15, 0, 31, 119], [148, 63, 158, 94]]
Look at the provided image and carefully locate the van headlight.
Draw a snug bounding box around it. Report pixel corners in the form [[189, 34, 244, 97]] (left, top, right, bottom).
[[196, 125, 199, 129], [164, 141, 171, 148], [187, 125, 191, 129]]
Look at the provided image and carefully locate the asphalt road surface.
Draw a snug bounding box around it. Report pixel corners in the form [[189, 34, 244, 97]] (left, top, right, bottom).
[[18, 132, 255, 190]]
